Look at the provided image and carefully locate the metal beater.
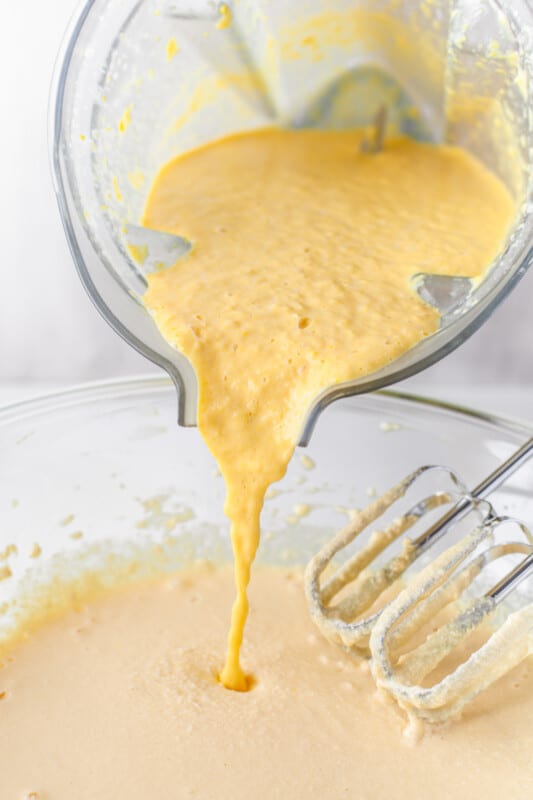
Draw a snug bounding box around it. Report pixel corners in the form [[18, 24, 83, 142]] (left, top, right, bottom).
[[305, 438, 533, 722]]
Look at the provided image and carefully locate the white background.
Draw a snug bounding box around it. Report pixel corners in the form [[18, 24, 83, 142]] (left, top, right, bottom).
[[1, 0, 532, 418]]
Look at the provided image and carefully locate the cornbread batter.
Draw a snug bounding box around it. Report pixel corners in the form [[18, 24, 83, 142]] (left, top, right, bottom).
[[143, 129, 514, 688], [0, 565, 531, 799]]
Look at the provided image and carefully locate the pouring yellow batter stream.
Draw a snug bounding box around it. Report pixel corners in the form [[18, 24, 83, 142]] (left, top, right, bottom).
[[142, 128, 514, 689]]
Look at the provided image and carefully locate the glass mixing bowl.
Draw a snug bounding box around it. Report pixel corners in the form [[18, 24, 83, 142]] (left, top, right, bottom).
[[1, 379, 532, 625], [50, 0, 533, 439]]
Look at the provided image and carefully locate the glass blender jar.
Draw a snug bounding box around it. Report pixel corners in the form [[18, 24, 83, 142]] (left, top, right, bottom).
[[51, 0, 533, 442]]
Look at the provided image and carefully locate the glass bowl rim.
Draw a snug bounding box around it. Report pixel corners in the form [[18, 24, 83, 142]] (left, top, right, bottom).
[[1, 375, 531, 443]]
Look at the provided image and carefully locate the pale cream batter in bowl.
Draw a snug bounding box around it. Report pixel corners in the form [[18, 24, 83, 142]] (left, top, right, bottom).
[[1, 379, 532, 798]]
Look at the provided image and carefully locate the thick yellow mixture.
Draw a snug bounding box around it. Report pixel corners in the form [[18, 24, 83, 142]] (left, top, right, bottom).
[[0, 566, 531, 799], [143, 128, 514, 688]]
